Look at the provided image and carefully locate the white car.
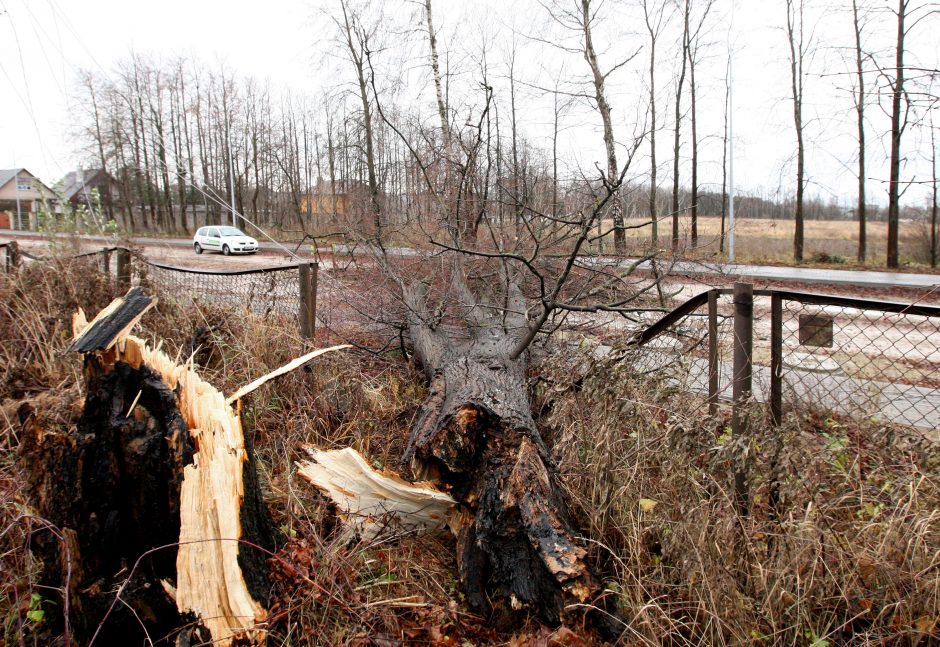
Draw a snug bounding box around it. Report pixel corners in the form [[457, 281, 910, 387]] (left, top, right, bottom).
[[193, 226, 259, 255]]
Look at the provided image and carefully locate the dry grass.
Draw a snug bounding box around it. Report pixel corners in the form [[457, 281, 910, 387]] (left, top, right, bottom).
[[538, 345, 940, 645], [2, 249, 938, 644], [618, 216, 930, 267]]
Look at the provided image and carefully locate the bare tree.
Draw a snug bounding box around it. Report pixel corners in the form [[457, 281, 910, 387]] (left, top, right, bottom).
[[642, 0, 670, 247], [357, 26, 654, 630], [685, 0, 715, 248], [785, 0, 810, 263], [851, 0, 869, 262], [883, 0, 938, 267], [930, 100, 938, 267], [338, 0, 383, 235], [671, 0, 690, 252]]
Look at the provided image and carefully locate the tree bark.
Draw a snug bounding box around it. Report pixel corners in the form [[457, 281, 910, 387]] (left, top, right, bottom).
[[399, 284, 615, 634], [852, 0, 867, 263], [672, 0, 690, 252], [581, 0, 625, 254], [886, 0, 906, 268], [786, 0, 806, 263]]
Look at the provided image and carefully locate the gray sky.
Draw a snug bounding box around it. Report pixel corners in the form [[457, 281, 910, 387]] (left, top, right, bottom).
[[1, 0, 938, 209]]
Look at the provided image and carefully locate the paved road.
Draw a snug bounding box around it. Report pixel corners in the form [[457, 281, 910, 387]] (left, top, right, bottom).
[[3, 230, 939, 290], [657, 259, 940, 290]]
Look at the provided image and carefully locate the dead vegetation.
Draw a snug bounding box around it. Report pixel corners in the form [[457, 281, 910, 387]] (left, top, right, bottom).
[[1, 255, 938, 645]]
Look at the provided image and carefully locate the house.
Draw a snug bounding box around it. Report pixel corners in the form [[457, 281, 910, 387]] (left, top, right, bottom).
[[299, 178, 382, 232], [56, 168, 123, 218], [0, 168, 57, 230]]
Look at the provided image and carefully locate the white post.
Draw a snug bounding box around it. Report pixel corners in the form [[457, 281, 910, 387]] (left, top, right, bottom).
[[728, 49, 735, 264], [228, 147, 237, 228]]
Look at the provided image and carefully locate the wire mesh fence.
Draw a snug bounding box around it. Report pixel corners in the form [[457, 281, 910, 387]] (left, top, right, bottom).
[[629, 286, 940, 431], [776, 294, 940, 429], [141, 260, 303, 319], [2, 243, 319, 335]]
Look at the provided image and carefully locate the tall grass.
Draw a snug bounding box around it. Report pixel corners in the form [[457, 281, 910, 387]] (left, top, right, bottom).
[[540, 346, 940, 645], [2, 252, 937, 644]]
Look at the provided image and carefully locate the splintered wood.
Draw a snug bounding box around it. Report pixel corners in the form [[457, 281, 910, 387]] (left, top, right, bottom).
[[297, 447, 456, 539], [67, 287, 350, 645], [72, 288, 265, 644]]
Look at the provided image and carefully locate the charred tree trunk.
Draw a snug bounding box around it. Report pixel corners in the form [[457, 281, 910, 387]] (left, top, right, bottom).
[[18, 290, 278, 646], [401, 285, 616, 634]]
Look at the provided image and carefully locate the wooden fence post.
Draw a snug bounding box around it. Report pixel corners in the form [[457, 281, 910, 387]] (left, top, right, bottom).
[[116, 248, 131, 291], [707, 290, 719, 416], [732, 282, 753, 516], [6, 241, 20, 273], [99, 247, 112, 275], [299, 262, 318, 339]]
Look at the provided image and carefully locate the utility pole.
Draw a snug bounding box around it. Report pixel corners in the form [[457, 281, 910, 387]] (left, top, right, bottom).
[[228, 145, 237, 228], [13, 170, 22, 231], [728, 40, 735, 263]]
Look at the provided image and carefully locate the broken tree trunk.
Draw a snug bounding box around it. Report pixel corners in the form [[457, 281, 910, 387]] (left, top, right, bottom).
[[19, 288, 278, 645], [402, 290, 608, 629]]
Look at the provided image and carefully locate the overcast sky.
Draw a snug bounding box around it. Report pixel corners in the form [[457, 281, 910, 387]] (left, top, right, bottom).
[[1, 0, 938, 209]]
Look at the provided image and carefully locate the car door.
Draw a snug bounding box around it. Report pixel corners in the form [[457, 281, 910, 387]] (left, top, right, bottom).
[[205, 227, 222, 250]]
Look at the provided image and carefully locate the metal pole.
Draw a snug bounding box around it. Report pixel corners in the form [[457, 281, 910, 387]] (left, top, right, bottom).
[[99, 247, 112, 275], [732, 281, 752, 515], [770, 292, 783, 426], [728, 53, 735, 263], [228, 145, 238, 228], [299, 262, 318, 339], [708, 290, 719, 415]]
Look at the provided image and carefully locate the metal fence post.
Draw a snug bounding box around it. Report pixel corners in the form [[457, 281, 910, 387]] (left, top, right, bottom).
[[6, 241, 19, 273], [732, 282, 753, 516], [770, 292, 783, 426], [299, 262, 318, 339], [116, 248, 131, 291], [708, 290, 719, 415]]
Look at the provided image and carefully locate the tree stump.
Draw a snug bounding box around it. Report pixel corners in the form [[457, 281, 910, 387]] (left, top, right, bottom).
[[19, 288, 278, 645]]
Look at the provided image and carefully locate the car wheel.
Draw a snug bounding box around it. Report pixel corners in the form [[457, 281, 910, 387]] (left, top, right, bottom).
[[194, 243, 203, 254], [222, 244, 231, 256]]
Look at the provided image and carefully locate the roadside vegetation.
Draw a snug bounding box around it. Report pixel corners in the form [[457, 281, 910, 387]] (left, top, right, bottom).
[[1, 249, 937, 645]]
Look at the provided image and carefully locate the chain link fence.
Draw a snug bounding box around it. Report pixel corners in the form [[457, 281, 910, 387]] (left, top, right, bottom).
[[141, 260, 303, 318], [776, 293, 940, 429], [629, 286, 940, 431], [2, 243, 319, 336]]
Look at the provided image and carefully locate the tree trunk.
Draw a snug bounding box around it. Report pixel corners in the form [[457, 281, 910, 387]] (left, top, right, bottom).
[[644, 0, 660, 247], [581, 0, 625, 254], [887, 0, 906, 268], [400, 284, 616, 635], [786, 0, 806, 263], [18, 290, 277, 646], [672, 0, 690, 252], [852, 0, 867, 263]]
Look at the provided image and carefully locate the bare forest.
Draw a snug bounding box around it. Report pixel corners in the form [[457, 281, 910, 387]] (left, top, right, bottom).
[[67, 0, 940, 265]]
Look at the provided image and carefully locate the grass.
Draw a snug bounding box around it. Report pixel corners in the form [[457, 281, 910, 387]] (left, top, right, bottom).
[[539, 345, 940, 645], [620, 215, 933, 268], [1, 249, 938, 644]]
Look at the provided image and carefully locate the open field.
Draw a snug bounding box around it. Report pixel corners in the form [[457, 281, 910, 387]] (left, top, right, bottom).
[[622, 215, 930, 266]]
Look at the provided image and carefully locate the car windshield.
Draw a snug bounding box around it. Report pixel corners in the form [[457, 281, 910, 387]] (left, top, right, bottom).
[[218, 227, 246, 237]]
